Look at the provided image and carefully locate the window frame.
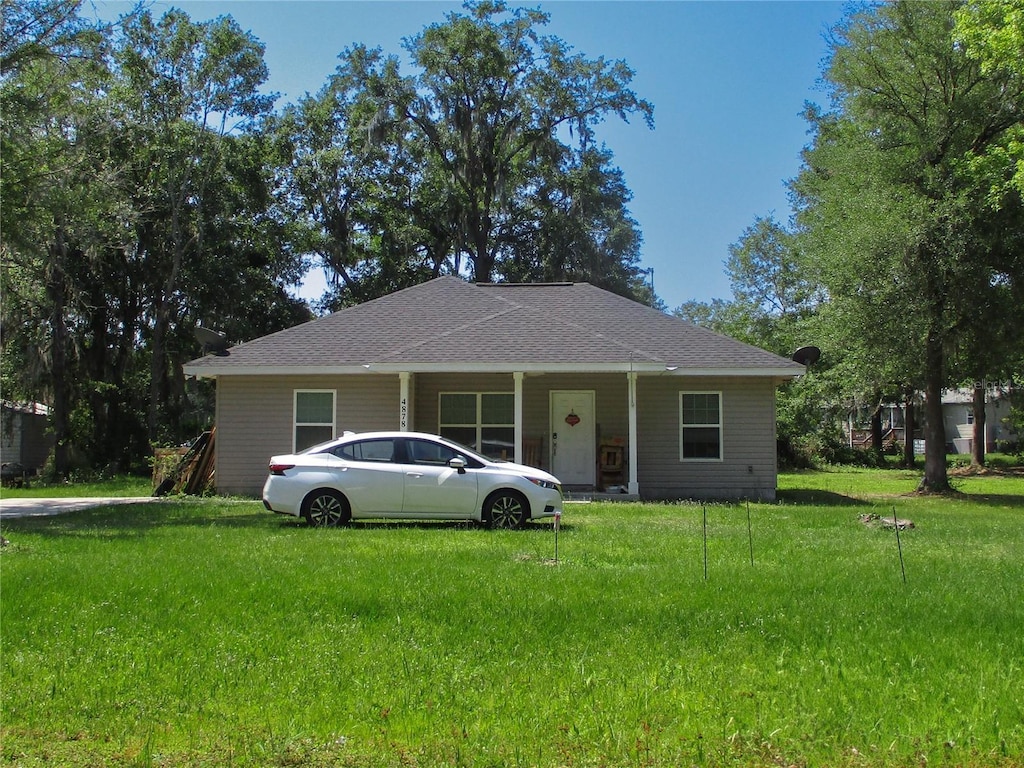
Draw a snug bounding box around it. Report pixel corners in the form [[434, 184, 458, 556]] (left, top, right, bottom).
[[438, 391, 514, 458], [293, 389, 336, 453], [679, 391, 724, 462]]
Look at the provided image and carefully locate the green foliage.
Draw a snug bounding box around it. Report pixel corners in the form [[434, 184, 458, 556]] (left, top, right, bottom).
[[288, 0, 655, 303], [1, 4, 309, 475], [790, 0, 1024, 490], [2, 1, 658, 476], [2, 474, 1023, 766], [954, 0, 1024, 197]]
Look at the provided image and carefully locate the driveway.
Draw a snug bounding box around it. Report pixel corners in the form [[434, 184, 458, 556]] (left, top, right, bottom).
[[0, 497, 158, 520]]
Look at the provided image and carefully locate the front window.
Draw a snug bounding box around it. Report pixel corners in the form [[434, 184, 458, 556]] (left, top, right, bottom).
[[680, 392, 722, 460], [294, 390, 335, 452], [439, 392, 514, 459]]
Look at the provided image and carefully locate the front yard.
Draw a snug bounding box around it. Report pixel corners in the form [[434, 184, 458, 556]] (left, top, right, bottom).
[[2, 469, 1022, 767]]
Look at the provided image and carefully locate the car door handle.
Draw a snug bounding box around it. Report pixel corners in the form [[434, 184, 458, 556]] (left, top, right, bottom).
[[406, 471, 424, 478]]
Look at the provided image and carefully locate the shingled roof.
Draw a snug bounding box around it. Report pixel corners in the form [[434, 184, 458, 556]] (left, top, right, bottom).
[[183, 277, 804, 377]]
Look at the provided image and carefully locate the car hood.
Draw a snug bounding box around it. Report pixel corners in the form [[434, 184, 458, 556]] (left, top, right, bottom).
[[487, 461, 561, 484]]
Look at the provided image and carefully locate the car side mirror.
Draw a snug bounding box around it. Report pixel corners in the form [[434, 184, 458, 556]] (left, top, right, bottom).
[[449, 456, 467, 474]]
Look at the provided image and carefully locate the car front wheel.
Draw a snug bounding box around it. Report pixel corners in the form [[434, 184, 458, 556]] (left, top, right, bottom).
[[302, 489, 350, 527], [484, 490, 527, 529]]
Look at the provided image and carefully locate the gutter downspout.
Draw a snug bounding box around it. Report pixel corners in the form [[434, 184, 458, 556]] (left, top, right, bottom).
[[628, 371, 639, 495], [514, 371, 524, 464]]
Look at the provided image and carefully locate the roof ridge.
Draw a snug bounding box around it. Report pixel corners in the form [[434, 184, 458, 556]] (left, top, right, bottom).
[[373, 279, 529, 360], [478, 282, 664, 362], [376, 304, 521, 360]]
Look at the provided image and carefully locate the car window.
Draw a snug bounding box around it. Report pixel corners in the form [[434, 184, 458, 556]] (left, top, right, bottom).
[[331, 438, 396, 462], [406, 439, 460, 466]]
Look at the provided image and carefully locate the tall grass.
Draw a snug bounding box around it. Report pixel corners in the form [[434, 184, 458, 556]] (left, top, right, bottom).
[[1, 471, 1022, 767]]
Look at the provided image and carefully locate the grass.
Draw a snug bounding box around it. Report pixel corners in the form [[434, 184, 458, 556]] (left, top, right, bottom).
[[1, 469, 1022, 767], [0, 474, 153, 498]]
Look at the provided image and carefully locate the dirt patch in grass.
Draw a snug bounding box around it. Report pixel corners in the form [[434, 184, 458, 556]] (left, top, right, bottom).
[[950, 465, 1024, 477]]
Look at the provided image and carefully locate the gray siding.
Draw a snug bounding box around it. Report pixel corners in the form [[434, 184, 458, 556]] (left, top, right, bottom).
[[214, 372, 779, 500], [1, 412, 24, 465], [215, 375, 399, 495], [942, 398, 1015, 453], [0, 409, 51, 469], [637, 377, 778, 501]]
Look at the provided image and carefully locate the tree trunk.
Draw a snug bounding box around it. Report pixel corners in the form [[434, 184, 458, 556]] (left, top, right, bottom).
[[902, 391, 915, 468], [86, 294, 110, 465], [870, 395, 884, 456], [919, 331, 950, 492], [470, 220, 495, 284], [149, 302, 169, 441], [971, 383, 986, 466], [46, 232, 71, 479]]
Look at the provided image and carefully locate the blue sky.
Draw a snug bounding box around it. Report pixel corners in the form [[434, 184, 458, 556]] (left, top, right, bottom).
[[95, 0, 846, 310]]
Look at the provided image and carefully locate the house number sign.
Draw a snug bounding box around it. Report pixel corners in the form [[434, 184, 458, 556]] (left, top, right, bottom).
[[565, 411, 580, 427]]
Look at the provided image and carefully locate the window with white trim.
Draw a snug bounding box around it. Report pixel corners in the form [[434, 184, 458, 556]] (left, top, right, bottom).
[[680, 392, 723, 460], [439, 392, 514, 459], [294, 390, 335, 452]]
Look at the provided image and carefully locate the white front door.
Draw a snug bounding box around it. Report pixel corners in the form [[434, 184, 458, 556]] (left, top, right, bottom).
[[550, 391, 595, 486]]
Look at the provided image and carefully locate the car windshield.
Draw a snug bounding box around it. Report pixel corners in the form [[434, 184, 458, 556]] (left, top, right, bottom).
[[438, 437, 491, 464]]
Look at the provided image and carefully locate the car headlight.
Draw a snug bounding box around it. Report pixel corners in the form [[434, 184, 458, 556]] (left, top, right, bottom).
[[527, 477, 560, 492]]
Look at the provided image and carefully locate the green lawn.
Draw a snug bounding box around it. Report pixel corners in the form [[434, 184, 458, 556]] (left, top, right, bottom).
[[0, 474, 153, 498], [2, 469, 1022, 767]]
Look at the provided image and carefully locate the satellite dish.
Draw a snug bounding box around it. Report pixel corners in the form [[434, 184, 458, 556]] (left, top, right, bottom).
[[792, 345, 821, 367], [194, 326, 229, 354]]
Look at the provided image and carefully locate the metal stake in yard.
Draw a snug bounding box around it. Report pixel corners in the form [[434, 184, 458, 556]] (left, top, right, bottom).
[[746, 500, 754, 567], [702, 504, 708, 581], [553, 509, 561, 564], [893, 506, 906, 585]]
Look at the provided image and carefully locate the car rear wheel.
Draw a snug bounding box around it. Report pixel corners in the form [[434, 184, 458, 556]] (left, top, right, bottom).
[[484, 490, 527, 529], [302, 489, 350, 527]]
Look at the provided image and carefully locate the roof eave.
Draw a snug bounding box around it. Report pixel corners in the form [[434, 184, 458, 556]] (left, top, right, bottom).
[[183, 361, 804, 379]]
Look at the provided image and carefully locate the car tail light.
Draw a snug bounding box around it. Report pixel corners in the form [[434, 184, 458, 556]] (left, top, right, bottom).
[[269, 463, 294, 475]]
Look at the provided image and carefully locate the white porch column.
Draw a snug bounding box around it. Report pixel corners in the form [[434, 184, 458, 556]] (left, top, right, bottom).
[[513, 371, 524, 463], [627, 371, 639, 494], [399, 372, 412, 431]]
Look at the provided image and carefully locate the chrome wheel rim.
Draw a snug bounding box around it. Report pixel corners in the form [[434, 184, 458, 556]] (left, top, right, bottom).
[[490, 494, 524, 529], [309, 494, 344, 526]]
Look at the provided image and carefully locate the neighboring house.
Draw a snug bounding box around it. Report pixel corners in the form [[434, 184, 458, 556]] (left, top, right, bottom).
[[1, 401, 52, 470], [844, 385, 1019, 454], [183, 277, 804, 500], [942, 385, 1017, 454]]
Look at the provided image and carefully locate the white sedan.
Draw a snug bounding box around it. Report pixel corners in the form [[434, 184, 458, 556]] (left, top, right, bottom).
[[262, 431, 563, 529]]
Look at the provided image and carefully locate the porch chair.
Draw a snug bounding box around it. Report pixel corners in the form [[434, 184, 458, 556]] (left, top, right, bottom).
[[523, 438, 542, 468], [597, 438, 626, 490]]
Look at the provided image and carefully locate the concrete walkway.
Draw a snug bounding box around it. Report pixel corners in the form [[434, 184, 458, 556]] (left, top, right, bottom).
[[0, 497, 158, 520]]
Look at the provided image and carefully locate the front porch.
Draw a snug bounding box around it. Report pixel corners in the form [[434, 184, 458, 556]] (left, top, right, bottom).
[[563, 489, 641, 503], [402, 370, 642, 495]]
